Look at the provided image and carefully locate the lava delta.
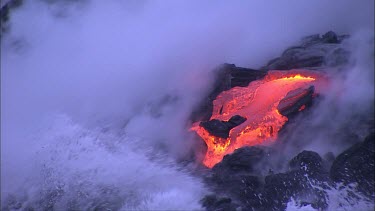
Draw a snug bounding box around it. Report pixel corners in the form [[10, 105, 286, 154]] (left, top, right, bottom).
[[191, 70, 327, 168]]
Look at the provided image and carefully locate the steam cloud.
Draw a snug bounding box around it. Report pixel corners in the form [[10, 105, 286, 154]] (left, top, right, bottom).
[[268, 30, 375, 174], [280, 31, 374, 157], [1, 0, 374, 209]]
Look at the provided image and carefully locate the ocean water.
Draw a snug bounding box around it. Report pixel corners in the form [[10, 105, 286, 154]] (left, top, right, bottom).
[[1, 114, 207, 210]]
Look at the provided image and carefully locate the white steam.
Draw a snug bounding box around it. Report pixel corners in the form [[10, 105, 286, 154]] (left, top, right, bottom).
[[279, 30, 374, 160], [1, 0, 374, 209]]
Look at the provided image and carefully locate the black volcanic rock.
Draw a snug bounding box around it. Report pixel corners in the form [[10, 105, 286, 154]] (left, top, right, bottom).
[[321, 31, 339, 43], [277, 85, 315, 117], [204, 148, 330, 210], [212, 146, 271, 175], [201, 195, 239, 211], [261, 31, 350, 71], [200, 119, 231, 138], [208, 147, 271, 208], [263, 170, 328, 210], [289, 150, 324, 176], [228, 64, 267, 87], [205, 174, 263, 209], [226, 115, 247, 128], [200, 115, 246, 138], [262, 151, 329, 210], [201, 140, 373, 210], [330, 133, 375, 197], [263, 47, 325, 70]]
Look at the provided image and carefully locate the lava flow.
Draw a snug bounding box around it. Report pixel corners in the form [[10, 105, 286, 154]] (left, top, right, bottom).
[[191, 70, 325, 168]]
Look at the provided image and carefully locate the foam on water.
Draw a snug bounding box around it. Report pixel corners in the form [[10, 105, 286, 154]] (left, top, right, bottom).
[[286, 178, 374, 211], [2, 114, 207, 210]]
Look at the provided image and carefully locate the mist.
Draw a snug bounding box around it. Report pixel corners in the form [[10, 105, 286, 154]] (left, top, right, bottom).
[[1, 0, 374, 209], [277, 30, 374, 164]]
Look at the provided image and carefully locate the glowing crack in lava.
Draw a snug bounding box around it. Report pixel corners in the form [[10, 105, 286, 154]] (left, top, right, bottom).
[[191, 70, 325, 168]]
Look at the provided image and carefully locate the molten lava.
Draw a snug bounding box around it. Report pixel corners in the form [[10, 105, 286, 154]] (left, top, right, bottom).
[[191, 70, 325, 168]]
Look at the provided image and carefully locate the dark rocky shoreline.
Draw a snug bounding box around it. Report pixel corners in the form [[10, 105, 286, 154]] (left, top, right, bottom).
[[201, 132, 374, 211]]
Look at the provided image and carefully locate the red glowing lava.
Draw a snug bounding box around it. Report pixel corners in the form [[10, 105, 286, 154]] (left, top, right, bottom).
[[191, 70, 325, 168]]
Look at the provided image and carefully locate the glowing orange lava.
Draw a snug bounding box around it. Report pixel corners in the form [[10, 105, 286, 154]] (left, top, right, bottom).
[[191, 70, 325, 168]]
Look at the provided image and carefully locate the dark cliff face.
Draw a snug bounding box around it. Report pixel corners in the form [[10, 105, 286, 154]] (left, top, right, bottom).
[[194, 31, 374, 211]]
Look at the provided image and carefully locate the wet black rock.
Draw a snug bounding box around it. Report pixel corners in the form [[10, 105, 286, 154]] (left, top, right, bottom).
[[219, 174, 263, 208], [330, 132, 375, 197], [200, 115, 247, 138], [262, 150, 329, 210], [203, 147, 330, 210], [263, 170, 328, 210], [200, 134, 374, 210], [289, 150, 323, 175]]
